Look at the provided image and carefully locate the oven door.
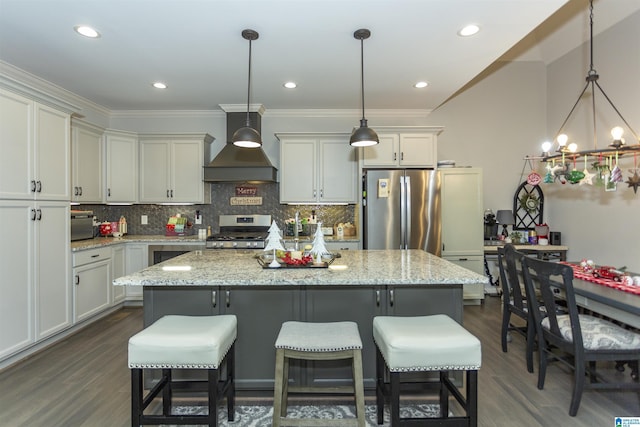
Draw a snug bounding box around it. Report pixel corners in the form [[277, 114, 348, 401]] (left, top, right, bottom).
[[148, 244, 206, 265]]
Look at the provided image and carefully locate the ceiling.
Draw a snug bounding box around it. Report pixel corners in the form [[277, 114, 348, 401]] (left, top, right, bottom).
[[1, 0, 638, 113]]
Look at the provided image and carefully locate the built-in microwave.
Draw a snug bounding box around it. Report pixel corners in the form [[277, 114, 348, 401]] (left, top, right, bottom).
[[71, 210, 94, 241]]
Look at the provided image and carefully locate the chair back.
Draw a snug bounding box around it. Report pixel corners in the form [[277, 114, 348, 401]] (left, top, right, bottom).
[[521, 257, 582, 350], [499, 244, 527, 315]]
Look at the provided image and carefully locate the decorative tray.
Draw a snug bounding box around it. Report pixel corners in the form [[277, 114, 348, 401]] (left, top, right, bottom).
[[255, 253, 338, 269]]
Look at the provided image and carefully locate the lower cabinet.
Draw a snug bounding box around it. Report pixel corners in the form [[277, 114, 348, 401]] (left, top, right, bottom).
[[442, 255, 485, 302], [72, 247, 111, 323], [142, 284, 463, 390], [111, 245, 126, 304], [125, 244, 148, 300]]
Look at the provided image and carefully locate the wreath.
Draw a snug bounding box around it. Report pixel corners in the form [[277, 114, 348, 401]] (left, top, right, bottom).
[[519, 193, 540, 214]]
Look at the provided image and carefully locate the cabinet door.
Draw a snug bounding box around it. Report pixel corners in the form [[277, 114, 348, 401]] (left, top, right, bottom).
[[105, 132, 138, 203], [125, 244, 148, 299], [139, 140, 171, 202], [443, 255, 485, 301], [73, 259, 111, 323], [324, 241, 360, 251], [440, 168, 483, 257], [34, 104, 70, 201], [0, 201, 34, 359], [386, 286, 463, 321], [399, 133, 436, 167], [0, 89, 33, 199], [319, 139, 357, 203], [36, 202, 71, 340], [111, 245, 126, 304], [280, 139, 317, 203], [71, 124, 103, 203], [222, 287, 301, 390], [171, 139, 204, 203], [362, 133, 398, 167]]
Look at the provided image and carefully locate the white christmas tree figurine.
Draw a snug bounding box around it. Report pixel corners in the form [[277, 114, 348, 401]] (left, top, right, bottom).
[[264, 221, 285, 268], [311, 222, 330, 264]]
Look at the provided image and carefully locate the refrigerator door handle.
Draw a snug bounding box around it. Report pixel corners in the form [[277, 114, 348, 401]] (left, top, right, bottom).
[[405, 175, 411, 249], [399, 175, 406, 249]]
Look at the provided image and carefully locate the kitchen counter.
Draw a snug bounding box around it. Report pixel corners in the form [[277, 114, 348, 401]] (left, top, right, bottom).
[[113, 249, 487, 287]]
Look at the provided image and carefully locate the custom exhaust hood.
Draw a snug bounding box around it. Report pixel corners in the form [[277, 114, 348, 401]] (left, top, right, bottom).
[[203, 112, 278, 182]]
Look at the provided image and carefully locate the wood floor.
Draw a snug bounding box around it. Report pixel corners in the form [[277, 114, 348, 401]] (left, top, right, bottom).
[[0, 295, 638, 426]]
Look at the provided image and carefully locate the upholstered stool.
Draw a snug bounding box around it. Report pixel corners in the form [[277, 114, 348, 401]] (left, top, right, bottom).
[[272, 321, 366, 427], [128, 315, 237, 427], [373, 315, 482, 427]]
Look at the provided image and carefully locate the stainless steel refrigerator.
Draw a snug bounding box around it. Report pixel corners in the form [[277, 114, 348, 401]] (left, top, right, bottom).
[[363, 169, 441, 255]]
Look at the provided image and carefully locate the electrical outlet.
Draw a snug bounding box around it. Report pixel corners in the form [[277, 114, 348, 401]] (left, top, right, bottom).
[[195, 212, 202, 225], [141, 215, 148, 225]]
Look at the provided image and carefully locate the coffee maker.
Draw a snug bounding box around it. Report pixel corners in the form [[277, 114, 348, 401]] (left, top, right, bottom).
[[484, 209, 498, 241]]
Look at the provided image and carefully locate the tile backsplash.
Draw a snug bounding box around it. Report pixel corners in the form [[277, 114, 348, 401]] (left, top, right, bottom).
[[78, 183, 357, 236]]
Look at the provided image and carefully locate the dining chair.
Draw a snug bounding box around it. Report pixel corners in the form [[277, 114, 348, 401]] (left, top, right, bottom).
[[521, 256, 640, 416], [498, 244, 534, 373]]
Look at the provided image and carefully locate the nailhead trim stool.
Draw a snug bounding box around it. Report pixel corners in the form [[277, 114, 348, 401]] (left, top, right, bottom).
[[128, 315, 237, 427], [272, 321, 366, 427], [373, 315, 482, 427]]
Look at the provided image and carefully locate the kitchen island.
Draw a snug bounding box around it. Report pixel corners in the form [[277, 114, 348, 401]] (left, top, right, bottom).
[[114, 249, 487, 391]]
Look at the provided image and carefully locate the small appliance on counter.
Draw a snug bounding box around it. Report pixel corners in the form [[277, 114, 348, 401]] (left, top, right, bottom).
[[165, 214, 193, 236], [71, 210, 94, 241]]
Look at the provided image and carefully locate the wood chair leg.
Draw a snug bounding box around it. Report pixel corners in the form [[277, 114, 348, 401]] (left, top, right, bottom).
[[272, 349, 285, 427], [208, 368, 218, 427], [501, 310, 511, 352], [352, 350, 366, 427], [526, 322, 535, 373], [390, 372, 400, 426], [376, 347, 385, 425], [570, 359, 586, 417]]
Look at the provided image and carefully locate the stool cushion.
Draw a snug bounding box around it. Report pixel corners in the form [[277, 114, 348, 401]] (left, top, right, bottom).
[[128, 315, 237, 369], [275, 321, 362, 352], [373, 314, 481, 372]]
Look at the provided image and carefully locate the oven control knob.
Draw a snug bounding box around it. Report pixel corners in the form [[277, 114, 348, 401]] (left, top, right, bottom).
[[246, 242, 252, 247], [232, 242, 238, 248]]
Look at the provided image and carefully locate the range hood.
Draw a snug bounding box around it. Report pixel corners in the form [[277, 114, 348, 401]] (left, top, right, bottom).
[[203, 112, 278, 182]]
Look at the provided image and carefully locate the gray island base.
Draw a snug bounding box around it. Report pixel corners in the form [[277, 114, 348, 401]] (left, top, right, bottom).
[[115, 249, 487, 391]]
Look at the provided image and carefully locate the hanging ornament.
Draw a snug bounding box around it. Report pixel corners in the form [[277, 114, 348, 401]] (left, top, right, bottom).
[[579, 155, 594, 185], [527, 171, 542, 186], [610, 164, 623, 183], [543, 170, 554, 184], [626, 170, 640, 194], [550, 163, 567, 184], [567, 169, 585, 184]]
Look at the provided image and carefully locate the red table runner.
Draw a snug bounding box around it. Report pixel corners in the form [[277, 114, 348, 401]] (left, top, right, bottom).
[[561, 262, 640, 296]]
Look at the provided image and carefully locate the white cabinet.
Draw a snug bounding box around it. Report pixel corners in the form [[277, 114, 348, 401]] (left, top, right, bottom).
[[277, 133, 357, 204], [111, 245, 126, 304], [125, 244, 148, 300], [362, 127, 442, 168], [440, 167, 484, 302], [324, 241, 360, 251], [71, 120, 103, 203], [0, 200, 71, 360], [104, 129, 138, 203], [0, 88, 70, 201], [138, 134, 213, 203], [72, 247, 111, 323]]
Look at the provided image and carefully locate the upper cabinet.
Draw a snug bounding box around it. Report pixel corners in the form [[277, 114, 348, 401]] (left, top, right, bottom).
[[138, 134, 213, 204], [277, 133, 357, 204], [71, 120, 104, 203], [362, 127, 442, 168], [0, 88, 70, 201], [104, 129, 138, 204]]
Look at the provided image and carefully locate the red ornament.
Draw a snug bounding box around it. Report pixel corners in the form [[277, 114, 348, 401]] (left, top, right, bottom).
[[527, 172, 542, 186]]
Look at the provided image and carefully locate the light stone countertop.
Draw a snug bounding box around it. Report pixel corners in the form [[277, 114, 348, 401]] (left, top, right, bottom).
[[113, 249, 488, 287]]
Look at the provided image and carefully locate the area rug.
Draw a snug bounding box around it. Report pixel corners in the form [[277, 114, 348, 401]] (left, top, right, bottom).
[[168, 403, 442, 426]]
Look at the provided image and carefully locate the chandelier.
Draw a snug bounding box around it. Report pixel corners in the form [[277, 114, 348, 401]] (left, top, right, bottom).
[[532, 0, 640, 191]]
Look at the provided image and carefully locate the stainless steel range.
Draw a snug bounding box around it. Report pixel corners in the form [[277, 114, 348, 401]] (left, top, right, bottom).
[[206, 214, 271, 249]]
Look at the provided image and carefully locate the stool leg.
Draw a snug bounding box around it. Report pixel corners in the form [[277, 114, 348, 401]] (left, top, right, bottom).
[[162, 369, 172, 416], [352, 350, 366, 427], [375, 347, 385, 425], [272, 348, 285, 427], [131, 369, 142, 427], [467, 370, 478, 427], [439, 371, 449, 418], [390, 372, 400, 426], [227, 344, 235, 421], [281, 353, 290, 416], [207, 368, 218, 427]]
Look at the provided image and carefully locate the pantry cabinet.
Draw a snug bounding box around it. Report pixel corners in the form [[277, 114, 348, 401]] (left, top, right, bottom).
[[71, 120, 104, 203], [138, 134, 213, 204], [104, 129, 138, 203], [0, 88, 70, 201], [440, 167, 484, 302], [276, 133, 357, 204], [362, 127, 442, 168]]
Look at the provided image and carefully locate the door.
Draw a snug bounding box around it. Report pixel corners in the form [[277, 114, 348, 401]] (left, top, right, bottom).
[[405, 170, 441, 255], [364, 169, 404, 249]]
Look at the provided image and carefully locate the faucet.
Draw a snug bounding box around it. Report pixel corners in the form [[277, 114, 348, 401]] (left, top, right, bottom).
[[294, 211, 300, 250]]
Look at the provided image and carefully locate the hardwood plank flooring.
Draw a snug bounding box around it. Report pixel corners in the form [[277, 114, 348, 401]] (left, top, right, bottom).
[[0, 296, 637, 426]]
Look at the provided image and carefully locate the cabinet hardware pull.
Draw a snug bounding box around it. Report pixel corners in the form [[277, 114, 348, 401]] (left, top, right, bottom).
[[313, 190, 316, 198], [36, 180, 42, 193], [78, 186, 83, 196], [167, 189, 170, 198], [91, 254, 100, 258], [31, 209, 37, 221], [225, 290, 231, 307], [393, 153, 397, 161], [36, 209, 42, 220], [31, 180, 37, 192], [75, 275, 80, 285], [401, 152, 404, 161], [375, 290, 380, 306], [389, 289, 394, 307], [211, 291, 217, 307], [74, 186, 79, 196], [458, 258, 468, 261], [170, 190, 173, 198], [107, 188, 111, 197]]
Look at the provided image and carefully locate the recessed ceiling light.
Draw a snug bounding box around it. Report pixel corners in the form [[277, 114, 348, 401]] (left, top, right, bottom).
[[74, 25, 100, 38], [152, 82, 167, 89], [414, 81, 429, 89], [458, 24, 480, 37], [283, 82, 297, 89]]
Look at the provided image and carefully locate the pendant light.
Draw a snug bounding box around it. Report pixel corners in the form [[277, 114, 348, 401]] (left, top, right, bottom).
[[232, 29, 262, 148], [350, 29, 379, 147]]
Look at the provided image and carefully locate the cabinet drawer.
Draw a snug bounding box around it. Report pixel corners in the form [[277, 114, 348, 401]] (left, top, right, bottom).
[[73, 247, 112, 267]]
